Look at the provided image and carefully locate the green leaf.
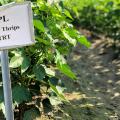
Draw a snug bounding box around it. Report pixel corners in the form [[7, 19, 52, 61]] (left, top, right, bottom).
[[33, 64, 46, 81], [77, 36, 91, 48], [55, 50, 66, 64], [46, 17, 63, 38], [63, 31, 77, 46], [12, 85, 32, 104], [23, 108, 40, 120], [49, 81, 67, 101], [34, 20, 45, 32], [11, 50, 22, 57], [21, 56, 30, 74], [65, 27, 78, 38], [10, 55, 23, 68], [64, 10, 73, 20], [35, 36, 51, 45], [57, 63, 77, 80], [55, 50, 76, 79]]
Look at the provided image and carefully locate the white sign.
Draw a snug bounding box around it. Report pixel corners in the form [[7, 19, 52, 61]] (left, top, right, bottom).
[[0, 2, 35, 50]]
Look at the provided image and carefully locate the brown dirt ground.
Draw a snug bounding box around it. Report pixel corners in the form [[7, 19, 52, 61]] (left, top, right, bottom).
[[52, 30, 120, 120]]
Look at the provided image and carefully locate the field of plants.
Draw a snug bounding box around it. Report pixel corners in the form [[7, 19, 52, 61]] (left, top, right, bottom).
[[0, 0, 120, 120]]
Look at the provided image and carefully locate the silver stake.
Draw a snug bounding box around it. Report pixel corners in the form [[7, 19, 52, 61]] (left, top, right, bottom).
[[1, 50, 14, 120]]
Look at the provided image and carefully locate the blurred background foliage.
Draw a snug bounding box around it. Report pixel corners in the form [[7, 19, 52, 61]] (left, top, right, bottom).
[[65, 0, 120, 58], [65, 0, 120, 40]]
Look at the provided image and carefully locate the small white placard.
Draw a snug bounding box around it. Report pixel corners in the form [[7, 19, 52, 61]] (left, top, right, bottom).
[[0, 2, 35, 50]]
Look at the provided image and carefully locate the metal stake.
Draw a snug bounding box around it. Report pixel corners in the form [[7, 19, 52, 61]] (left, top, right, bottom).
[[1, 50, 14, 120]]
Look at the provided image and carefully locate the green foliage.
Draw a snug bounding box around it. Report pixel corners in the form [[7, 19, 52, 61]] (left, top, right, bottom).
[[49, 81, 66, 101], [57, 63, 76, 79], [21, 55, 30, 73], [77, 36, 91, 48], [10, 54, 23, 68], [65, 0, 120, 40], [0, 0, 90, 118], [33, 64, 46, 81], [23, 108, 40, 120], [34, 20, 45, 32], [12, 84, 32, 104]]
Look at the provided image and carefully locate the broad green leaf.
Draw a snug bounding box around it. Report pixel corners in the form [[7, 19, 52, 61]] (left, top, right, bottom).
[[46, 17, 63, 38], [63, 31, 77, 46], [23, 108, 40, 120], [11, 50, 22, 57], [64, 10, 73, 20], [65, 28, 78, 38], [34, 20, 45, 32], [12, 85, 32, 104], [33, 64, 46, 81], [49, 81, 67, 101], [37, 1, 48, 11], [21, 56, 30, 74], [35, 36, 51, 45], [77, 36, 91, 48], [55, 50, 76, 79], [57, 63, 77, 80], [55, 50, 66, 64], [10, 56, 23, 68]]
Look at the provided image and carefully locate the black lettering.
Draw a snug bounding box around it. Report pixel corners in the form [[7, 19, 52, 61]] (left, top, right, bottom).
[[0, 16, 2, 21], [0, 34, 10, 41], [8, 34, 10, 39], [2, 27, 5, 31], [2, 35, 7, 40], [0, 16, 9, 22], [1, 25, 20, 31], [3, 16, 9, 22]]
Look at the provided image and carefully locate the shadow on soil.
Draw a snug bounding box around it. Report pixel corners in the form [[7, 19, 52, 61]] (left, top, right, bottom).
[[55, 35, 120, 120]]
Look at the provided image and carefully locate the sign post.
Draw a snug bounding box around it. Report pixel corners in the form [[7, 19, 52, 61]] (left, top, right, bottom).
[[1, 50, 14, 120], [0, 2, 35, 120]]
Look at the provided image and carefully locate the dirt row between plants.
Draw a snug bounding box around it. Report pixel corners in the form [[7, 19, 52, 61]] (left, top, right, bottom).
[[53, 29, 120, 120]]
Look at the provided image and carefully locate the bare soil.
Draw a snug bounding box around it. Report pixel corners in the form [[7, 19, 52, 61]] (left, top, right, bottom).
[[53, 29, 120, 120]]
